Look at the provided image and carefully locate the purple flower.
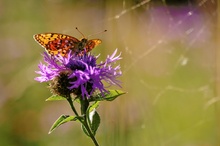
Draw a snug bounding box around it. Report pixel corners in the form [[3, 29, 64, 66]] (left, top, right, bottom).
[[35, 49, 122, 98]]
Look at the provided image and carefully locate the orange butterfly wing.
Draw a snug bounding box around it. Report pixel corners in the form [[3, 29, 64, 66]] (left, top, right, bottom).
[[86, 39, 102, 52], [33, 33, 80, 56], [34, 33, 102, 56]]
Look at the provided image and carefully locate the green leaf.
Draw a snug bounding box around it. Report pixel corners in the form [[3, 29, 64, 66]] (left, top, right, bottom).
[[46, 95, 66, 101], [88, 101, 100, 113], [74, 97, 80, 103], [89, 90, 126, 102], [103, 90, 126, 101], [89, 111, 100, 135], [48, 115, 77, 134], [86, 101, 100, 127]]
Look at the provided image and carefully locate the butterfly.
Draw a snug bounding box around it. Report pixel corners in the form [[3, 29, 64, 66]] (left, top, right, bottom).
[[33, 31, 102, 57]]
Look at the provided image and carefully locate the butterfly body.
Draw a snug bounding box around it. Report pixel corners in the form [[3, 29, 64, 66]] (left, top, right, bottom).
[[33, 33, 102, 57]]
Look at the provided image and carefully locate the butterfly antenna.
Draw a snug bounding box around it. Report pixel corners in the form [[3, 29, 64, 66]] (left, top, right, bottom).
[[76, 27, 86, 38], [87, 30, 107, 38]]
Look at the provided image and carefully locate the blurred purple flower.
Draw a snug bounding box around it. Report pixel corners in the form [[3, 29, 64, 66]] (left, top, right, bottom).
[[35, 49, 122, 98]]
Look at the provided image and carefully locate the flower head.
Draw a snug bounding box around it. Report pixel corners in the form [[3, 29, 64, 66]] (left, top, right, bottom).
[[35, 49, 122, 98]]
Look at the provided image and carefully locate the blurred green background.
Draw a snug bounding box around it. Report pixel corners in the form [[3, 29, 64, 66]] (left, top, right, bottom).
[[0, 0, 218, 145]]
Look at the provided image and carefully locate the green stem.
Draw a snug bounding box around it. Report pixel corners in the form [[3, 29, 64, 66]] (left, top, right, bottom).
[[83, 115, 100, 146], [67, 96, 99, 146], [80, 97, 100, 146], [66, 96, 79, 117]]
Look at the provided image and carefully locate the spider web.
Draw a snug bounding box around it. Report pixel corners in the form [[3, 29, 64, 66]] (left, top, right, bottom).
[[46, 0, 217, 145], [8, 0, 216, 145], [0, 0, 217, 146], [94, 0, 218, 145]]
